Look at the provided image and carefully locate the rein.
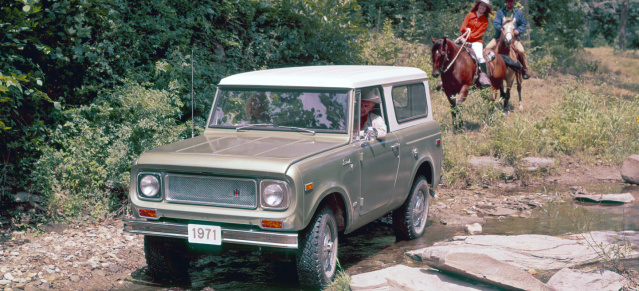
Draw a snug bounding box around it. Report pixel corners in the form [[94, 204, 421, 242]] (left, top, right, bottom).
[[440, 31, 469, 74]]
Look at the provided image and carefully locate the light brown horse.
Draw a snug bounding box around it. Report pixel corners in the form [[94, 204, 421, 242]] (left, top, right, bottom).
[[496, 18, 524, 111], [430, 37, 508, 129]]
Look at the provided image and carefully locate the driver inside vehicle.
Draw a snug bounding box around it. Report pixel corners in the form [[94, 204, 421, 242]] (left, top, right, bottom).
[[359, 88, 387, 140]]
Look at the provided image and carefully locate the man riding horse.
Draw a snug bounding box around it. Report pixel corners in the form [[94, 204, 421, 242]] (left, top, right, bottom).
[[485, 0, 531, 79]]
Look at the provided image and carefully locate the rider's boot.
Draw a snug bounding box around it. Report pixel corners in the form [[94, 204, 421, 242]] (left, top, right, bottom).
[[478, 63, 491, 88], [519, 52, 531, 79]]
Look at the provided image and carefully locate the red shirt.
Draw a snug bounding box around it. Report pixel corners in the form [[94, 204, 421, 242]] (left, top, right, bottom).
[[460, 11, 488, 43]]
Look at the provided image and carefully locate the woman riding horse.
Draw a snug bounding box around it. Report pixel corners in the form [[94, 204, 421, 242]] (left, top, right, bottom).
[[460, 0, 493, 88], [431, 0, 508, 130]]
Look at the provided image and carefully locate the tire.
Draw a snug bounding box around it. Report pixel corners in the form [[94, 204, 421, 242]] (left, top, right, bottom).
[[393, 176, 431, 241], [296, 207, 339, 287], [144, 235, 191, 282]]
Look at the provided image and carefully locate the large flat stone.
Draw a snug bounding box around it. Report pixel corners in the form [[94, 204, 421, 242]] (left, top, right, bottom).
[[468, 157, 515, 178], [407, 232, 639, 272], [573, 193, 635, 203], [350, 265, 496, 291], [520, 157, 555, 172], [417, 252, 551, 290], [546, 268, 626, 291]]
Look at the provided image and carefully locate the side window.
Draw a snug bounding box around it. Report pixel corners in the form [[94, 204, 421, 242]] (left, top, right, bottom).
[[392, 83, 428, 122]]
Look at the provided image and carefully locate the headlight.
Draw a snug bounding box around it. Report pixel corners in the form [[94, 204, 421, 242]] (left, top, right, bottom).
[[138, 174, 161, 199], [260, 180, 289, 209]]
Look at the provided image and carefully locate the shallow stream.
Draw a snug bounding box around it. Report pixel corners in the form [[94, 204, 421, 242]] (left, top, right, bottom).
[[126, 182, 639, 290]]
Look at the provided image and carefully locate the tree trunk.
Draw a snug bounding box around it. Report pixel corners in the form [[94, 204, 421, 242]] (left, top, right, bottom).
[[521, 0, 531, 49], [618, 0, 629, 50]]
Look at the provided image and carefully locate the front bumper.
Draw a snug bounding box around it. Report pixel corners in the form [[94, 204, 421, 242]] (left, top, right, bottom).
[[123, 219, 298, 249]]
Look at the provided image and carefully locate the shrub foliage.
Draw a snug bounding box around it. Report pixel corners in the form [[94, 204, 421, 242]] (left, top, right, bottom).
[[1, 0, 633, 223]]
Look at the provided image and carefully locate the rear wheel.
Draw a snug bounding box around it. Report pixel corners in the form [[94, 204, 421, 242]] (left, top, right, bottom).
[[393, 176, 431, 240], [296, 207, 338, 287], [144, 235, 191, 282]]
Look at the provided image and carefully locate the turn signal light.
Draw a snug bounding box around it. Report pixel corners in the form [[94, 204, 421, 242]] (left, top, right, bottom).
[[305, 183, 314, 191], [261, 219, 283, 229], [139, 208, 157, 218]]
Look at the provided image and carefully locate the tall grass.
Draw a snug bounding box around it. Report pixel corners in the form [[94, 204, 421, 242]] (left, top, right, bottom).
[[432, 80, 639, 186], [484, 85, 638, 163]]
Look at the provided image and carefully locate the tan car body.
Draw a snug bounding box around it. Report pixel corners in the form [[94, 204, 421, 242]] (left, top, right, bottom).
[[124, 66, 442, 284]]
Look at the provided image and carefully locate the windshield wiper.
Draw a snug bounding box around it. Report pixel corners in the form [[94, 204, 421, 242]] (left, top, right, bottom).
[[235, 123, 275, 131], [274, 125, 315, 134], [235, 123, 315, 134]]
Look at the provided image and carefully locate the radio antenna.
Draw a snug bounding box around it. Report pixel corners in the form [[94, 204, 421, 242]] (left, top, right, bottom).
[[191, 47, 195, 138]]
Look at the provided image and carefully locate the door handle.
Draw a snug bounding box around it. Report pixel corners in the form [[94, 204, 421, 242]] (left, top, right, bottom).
[[391, 143, 400, 150]]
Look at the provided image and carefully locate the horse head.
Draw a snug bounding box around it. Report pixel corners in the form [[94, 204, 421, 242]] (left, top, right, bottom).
[[501, 17, 517, 46], [430, 36, 452, 78]]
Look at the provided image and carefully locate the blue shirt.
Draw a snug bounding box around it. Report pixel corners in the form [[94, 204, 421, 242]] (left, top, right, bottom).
[[492, 7, 527, 40]]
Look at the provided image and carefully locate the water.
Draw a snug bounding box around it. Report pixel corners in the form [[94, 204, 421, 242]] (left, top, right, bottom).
[[121, 183, 639, 290]]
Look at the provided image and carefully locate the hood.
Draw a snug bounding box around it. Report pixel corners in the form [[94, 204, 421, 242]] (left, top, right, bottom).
[[135, 132, 347, 175]]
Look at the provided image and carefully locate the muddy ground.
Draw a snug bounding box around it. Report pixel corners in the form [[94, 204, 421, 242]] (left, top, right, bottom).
[[0, 162, 632, 291]]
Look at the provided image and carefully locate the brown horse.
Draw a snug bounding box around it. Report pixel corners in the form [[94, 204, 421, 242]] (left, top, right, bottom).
[[430, 37, 508, 129], [496, 18, 524, 111]]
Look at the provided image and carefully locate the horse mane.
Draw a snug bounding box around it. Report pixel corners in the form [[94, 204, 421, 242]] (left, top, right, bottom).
[[434, 37, 460, 59]]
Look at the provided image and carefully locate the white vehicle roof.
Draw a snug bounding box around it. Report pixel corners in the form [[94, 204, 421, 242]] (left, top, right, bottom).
[[218, 65, 428, 89]]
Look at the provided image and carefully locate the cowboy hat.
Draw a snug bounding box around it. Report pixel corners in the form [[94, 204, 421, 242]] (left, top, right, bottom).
[[475, 0, 492, 9], [361, 88, 381, 104]]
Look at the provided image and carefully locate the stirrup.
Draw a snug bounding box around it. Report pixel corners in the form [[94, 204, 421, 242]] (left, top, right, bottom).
[[522, 69, 530, 80]]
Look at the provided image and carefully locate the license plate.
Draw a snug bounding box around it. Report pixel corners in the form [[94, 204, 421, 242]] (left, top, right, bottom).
[[187, 224, 222, 245]]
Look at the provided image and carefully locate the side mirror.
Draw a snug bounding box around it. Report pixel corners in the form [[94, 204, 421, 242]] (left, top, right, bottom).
[[360, 127, 378, 147]]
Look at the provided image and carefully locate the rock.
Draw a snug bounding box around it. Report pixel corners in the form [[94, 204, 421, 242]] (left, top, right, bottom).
[[573, 193, 635, 203], [407, 232, 639, 272], [108, 264, 120, 273], [465, 223, 483, 235], [350, 265, 495, 291], [546, 268, 626, 291], [440, 214, 485, 226], [413, 251, 551, 290], [520, 157, 555, 172], [0, 280, 11, 285], [469, 157, 515, 178], [4, 273, 14, 281], [621, 155, 639, 184], [43, 223, 67, 234], [488, 207, 518, 216]]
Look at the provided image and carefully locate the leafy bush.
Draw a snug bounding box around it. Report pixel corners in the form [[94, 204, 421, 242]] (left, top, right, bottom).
[[1, 0, 365, 222], [32, 81, 188, 220], [359, 21, 432, 71]]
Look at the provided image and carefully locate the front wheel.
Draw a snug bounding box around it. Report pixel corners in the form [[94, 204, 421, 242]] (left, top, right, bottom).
[[393, 176, 431, 240], [144, 235, 191, 282], [296, 207, 339, 287]]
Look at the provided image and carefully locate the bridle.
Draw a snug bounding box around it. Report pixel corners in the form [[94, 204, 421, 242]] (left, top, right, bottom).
[[437, 31, 470, 74]]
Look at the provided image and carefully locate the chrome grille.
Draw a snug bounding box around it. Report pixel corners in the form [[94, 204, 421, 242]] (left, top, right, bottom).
[[165, 174, 257, 208]]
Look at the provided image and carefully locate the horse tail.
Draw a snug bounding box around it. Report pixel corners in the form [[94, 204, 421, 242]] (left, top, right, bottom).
[[500, 54, 523, 72]]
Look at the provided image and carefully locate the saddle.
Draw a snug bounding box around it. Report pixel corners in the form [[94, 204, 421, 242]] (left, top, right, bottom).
[[461, 43, 496, 83], [501, 54, 523, 72]]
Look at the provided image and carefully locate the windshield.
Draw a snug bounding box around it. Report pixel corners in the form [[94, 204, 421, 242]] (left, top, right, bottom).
[[209, 88, 350, 133]]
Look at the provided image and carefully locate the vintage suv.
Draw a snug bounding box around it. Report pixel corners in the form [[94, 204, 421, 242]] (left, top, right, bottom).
[[123, 65, 442, 286]]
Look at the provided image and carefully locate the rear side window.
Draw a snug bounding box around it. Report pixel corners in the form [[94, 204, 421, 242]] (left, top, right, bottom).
[[392, 83, 428, 122]]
